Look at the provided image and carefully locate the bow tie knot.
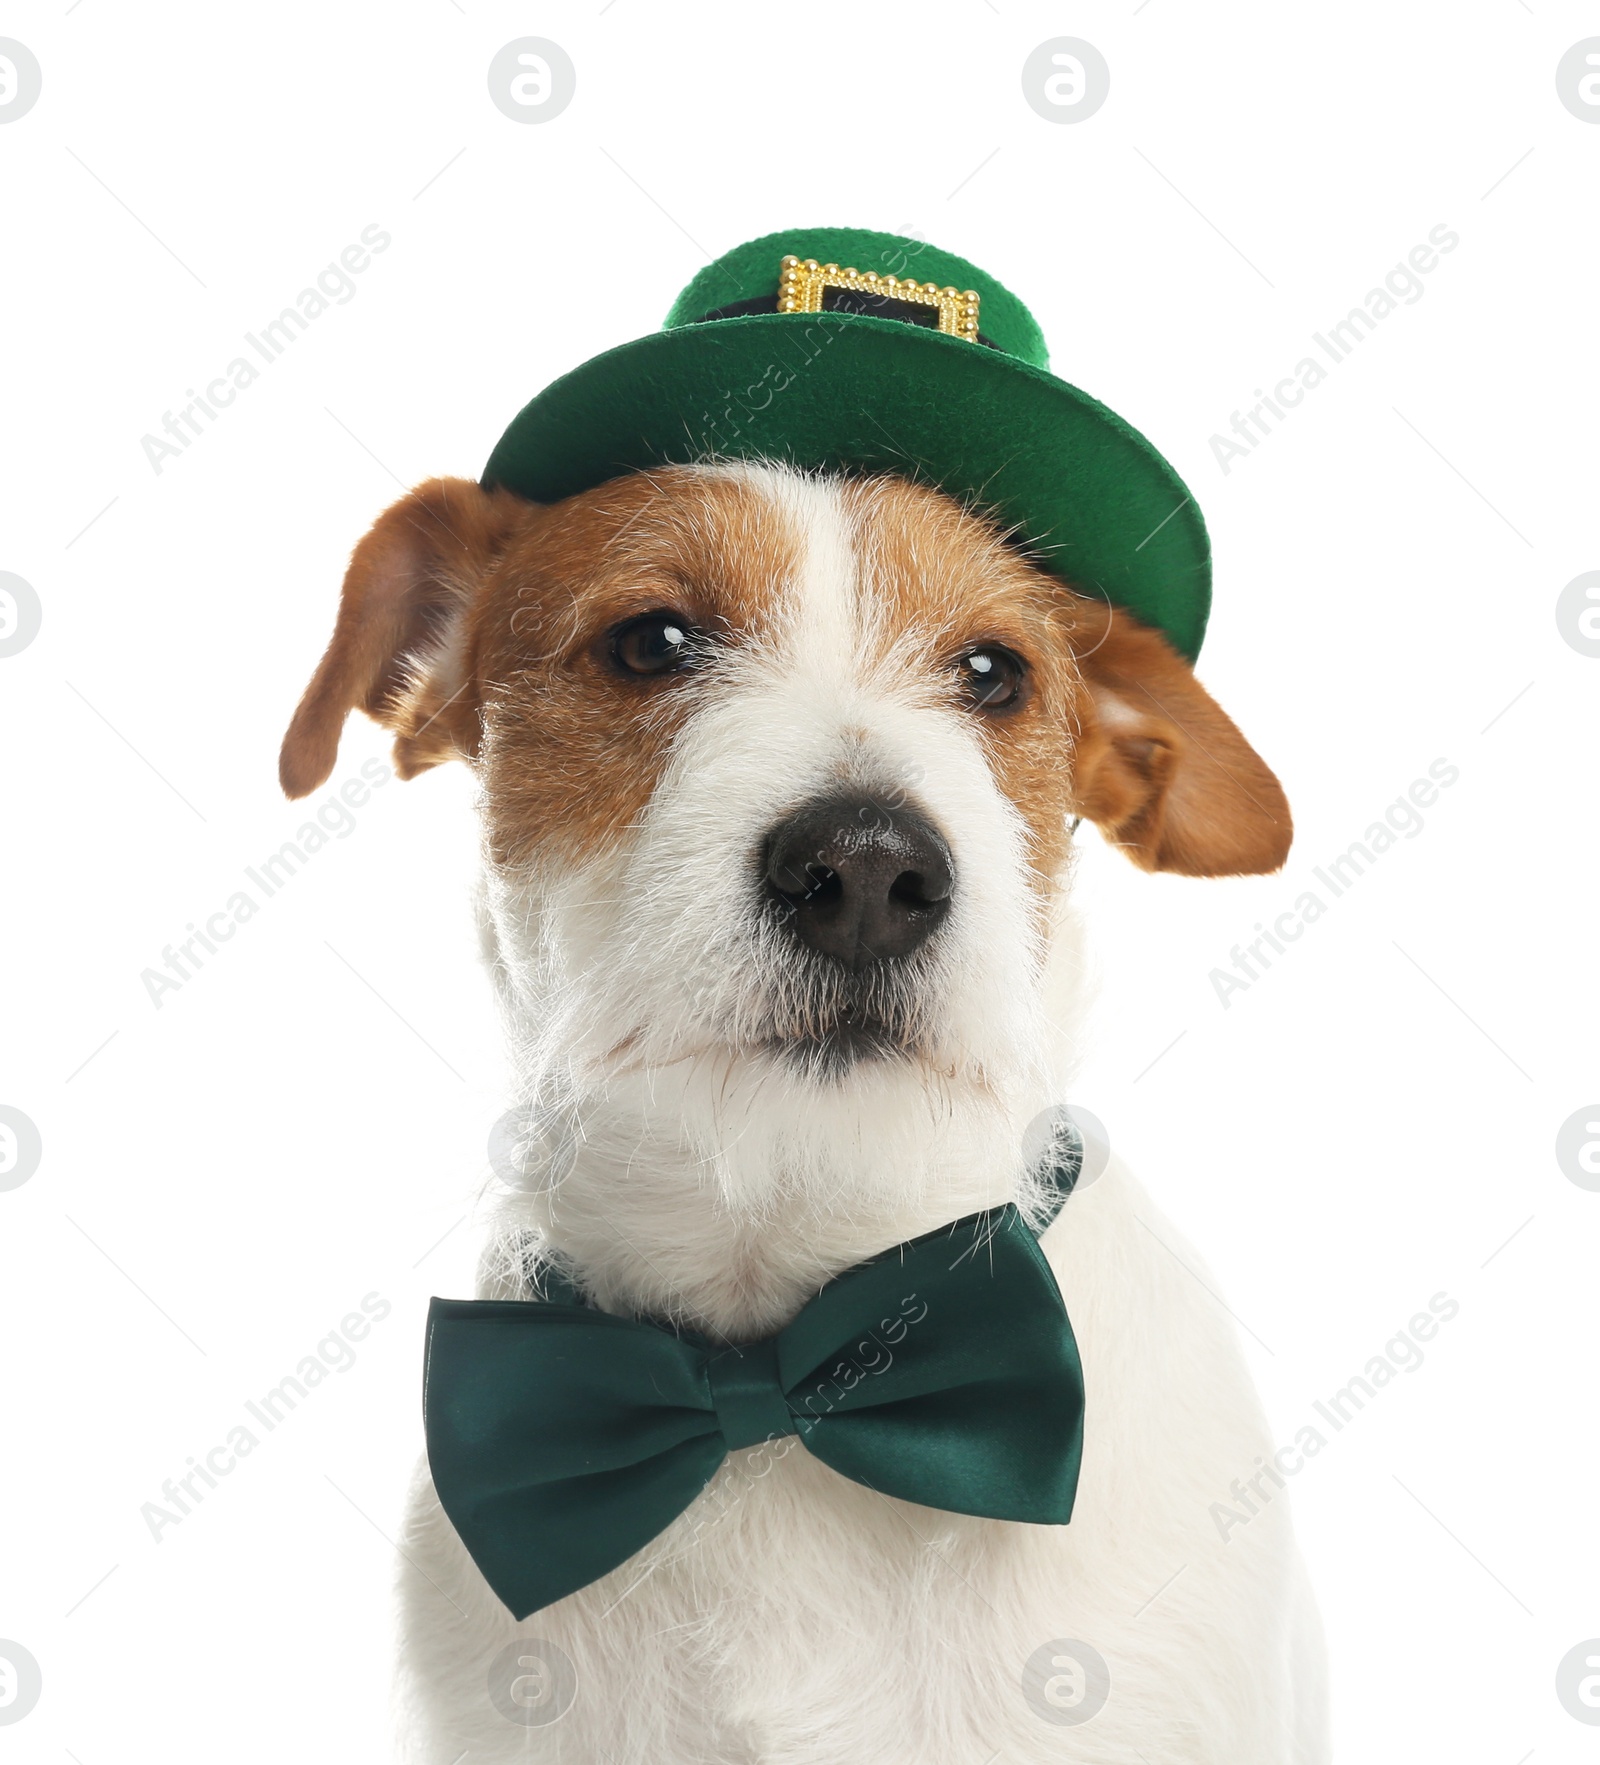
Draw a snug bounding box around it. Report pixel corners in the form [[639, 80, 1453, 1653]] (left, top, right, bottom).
[[708, 1338, 795, 1452]]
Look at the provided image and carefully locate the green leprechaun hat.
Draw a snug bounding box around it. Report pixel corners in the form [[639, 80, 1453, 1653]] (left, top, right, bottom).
[[484, 226, 1210, 659]]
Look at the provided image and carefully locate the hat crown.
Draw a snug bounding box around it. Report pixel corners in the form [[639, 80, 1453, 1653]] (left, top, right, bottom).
[[665, 227, 1050, 370], [485, 223, 1210, 660]]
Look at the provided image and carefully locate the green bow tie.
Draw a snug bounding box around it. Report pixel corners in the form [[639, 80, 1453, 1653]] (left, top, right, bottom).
[[424, 1156, 1084, 1619]]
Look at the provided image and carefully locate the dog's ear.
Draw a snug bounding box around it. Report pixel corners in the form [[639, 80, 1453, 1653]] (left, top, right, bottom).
[[279, 477, 530, 799], [1062, 597, 1292, 876]]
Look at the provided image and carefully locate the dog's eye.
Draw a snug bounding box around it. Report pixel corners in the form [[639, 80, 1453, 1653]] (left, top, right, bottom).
[[610, 612, 699, 676], [956, 645, 1025, 710]]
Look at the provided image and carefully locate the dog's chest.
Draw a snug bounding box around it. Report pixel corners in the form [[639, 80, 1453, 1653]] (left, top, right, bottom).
[[585, 1449, 1051, 1748]]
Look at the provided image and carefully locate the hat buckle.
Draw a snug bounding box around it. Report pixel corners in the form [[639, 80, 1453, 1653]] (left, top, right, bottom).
[[776, 254, 981, 343]]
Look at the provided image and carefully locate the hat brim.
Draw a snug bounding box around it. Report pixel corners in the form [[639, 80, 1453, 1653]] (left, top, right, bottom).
[[482, 312, 1209, 660]]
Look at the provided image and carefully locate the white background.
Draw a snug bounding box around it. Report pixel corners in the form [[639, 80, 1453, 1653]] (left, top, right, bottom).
[[2, 3, 1597, 1760]]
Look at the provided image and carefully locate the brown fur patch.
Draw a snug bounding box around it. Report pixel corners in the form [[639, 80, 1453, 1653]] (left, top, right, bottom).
[[469, 469, 801, 869], [281, 465, 1290, 882], [844, 476, 1087, 897], [1059, 597, 1293, 875], [841, 475, 1290, 881], [279, 477, 528, 797]]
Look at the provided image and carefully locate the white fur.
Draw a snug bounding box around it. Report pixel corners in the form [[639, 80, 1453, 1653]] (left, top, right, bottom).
[[392, 465, 1329, 1762]]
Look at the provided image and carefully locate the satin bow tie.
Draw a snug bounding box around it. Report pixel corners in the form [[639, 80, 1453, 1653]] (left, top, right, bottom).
[[424, 1153, 1084, 1619]]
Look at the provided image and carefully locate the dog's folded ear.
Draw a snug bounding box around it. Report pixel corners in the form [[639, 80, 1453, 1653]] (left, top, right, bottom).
[[1062, 597, 1293, 877], [279, 477, 530, 799]]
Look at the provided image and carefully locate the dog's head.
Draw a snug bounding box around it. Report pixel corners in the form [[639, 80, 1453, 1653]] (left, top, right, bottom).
[[282, 463, 1287, 1193]]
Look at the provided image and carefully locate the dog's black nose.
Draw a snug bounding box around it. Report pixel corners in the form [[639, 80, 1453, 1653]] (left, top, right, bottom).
[[763, 793, 953, 967]]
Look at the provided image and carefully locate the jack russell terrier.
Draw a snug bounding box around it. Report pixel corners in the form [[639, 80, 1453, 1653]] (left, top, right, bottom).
[[280, 229, 1329, 1763]]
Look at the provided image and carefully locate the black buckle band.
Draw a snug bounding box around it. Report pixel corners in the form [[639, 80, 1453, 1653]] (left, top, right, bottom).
[[690, 292, 1000, 351]]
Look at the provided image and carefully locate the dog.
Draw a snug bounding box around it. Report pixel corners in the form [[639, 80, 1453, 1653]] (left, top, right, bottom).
[[280, 459, 1328, 1762]]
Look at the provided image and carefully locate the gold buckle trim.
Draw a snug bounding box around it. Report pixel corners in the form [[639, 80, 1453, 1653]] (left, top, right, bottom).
[[776, 254, 980, 342]]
